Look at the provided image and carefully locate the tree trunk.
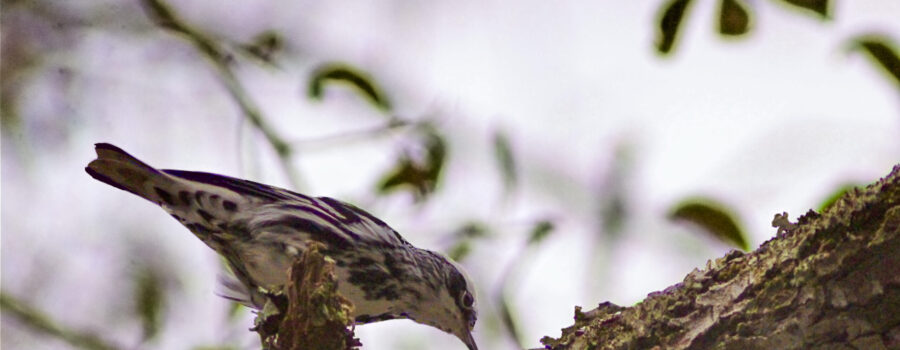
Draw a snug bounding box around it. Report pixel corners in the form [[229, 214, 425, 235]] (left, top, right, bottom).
[[539, 165, 900, 350]]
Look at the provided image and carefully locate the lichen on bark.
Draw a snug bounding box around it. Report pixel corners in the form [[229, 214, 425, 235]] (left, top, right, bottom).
[[540, 165, 900, 350], [254, 243, 360, 350]]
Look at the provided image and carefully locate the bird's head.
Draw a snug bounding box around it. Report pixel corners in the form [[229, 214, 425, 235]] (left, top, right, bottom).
[[404, 253, 478, 350]]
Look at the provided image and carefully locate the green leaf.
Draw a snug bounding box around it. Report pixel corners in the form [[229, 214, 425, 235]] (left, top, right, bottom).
[[850, 35, 900, 90], [655, 0, 694, 55], [719, 0, 751, 36], [818, 184, 859, 213], [669, 198, 750, 251], [777, 0, 830, 18], [134, 268, 165, 341], [377, 128, 446, 200], [492, 130, 518, 191], [527, 220, 555, 246], [308, 63, 391, 112]]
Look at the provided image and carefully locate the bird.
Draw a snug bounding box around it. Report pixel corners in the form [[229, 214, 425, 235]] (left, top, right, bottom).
[[85, 143, 478, 350]]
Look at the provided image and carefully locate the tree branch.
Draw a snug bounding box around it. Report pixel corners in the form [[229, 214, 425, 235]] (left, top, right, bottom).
[[0, 291, 121, 350], [540, 165, 900, 349], [253, 243, 359, 350], [139, 0, 301, 189]]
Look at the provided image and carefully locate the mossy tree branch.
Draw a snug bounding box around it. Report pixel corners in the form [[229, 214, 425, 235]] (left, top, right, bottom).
[[539, 165, 900, 349], [254, 243, 359, 350]]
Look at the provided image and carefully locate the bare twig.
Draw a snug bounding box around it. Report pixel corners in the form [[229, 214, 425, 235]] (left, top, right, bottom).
[[139, 0, 301, 189], [290, 117, 415, 150], [1, 291, 121, 350]]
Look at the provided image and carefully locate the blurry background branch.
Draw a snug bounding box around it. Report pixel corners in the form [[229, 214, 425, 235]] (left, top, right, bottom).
[[139, 0, 301, 188], [0, 291, 121, 350], [540, 165, 900, 349]]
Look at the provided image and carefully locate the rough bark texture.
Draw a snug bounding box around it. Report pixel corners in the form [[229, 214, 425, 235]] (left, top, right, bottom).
[[254, 243, 360, 350], [541, 165, 900, 350]]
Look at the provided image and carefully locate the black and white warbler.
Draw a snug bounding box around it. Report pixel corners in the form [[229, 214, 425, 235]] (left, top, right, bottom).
[[86, 143, 478, 349]]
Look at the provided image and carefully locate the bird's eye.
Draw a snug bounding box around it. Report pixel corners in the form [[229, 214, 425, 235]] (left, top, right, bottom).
[[461, 291, 474, 308]]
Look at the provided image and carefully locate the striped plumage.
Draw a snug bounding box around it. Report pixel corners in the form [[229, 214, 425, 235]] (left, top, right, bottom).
[[85, 143, 477, 350]]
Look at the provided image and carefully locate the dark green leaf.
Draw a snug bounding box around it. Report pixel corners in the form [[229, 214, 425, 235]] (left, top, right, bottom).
[[655, 0, 694, 54], [527, 220, 555, 246], [134, 268, 165, 340], [850, 35, 900, 89], [818, 184, 859, 213], [492, 130, 518, 191], [719, 0, 751, 36], [777, 0, 830, 18], [377, 128, 446, 200], [669, 198, 750, 251], [308, 63, 391, 112]]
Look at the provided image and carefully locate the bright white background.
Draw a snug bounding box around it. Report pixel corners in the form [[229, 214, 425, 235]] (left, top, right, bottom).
[[2, 1, 899, 350]]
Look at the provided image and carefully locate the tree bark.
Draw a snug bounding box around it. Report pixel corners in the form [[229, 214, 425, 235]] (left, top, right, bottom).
[[254, 243, 360, 350], [540, 165, 900, 350]]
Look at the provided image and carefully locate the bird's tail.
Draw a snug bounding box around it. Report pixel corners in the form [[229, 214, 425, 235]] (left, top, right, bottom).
[[85, 143, 179, 205], [85, 143, 246, 221]]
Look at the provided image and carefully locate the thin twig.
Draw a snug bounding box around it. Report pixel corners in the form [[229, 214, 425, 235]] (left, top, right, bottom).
[[139, 0, 302, 189], [1, 291, 121, 350], [290, 118, 414, 150]]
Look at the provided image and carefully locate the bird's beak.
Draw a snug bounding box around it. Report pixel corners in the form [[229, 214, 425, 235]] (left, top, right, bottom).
[[461, 330, 478, 350]]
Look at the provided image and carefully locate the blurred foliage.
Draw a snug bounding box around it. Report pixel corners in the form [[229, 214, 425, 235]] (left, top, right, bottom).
[[494, 219, 556, 348], [817, 183, 859, 212], [308, 62, 392, 112], [140, 0, 227, 63], [669, 197, 750, 251], [655, 0, 693, 54], [447, 241, 473, 262], [527, 220, 555, 246], [239, 30, 284, 67], [447, 222, 490, 261], [0, 291, 120, 350], [496, 292, 523, 348], [656, 0, 831, 55], [849, 35, 900, 90], [779, 0, 830, 18], [492, 130, 519, 193], [134, 267, 166, 341], [719, 0, 751, 36], [596, 143, 633, 238], [377, 125, 447, 200], [0, 0, 104, 143]]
